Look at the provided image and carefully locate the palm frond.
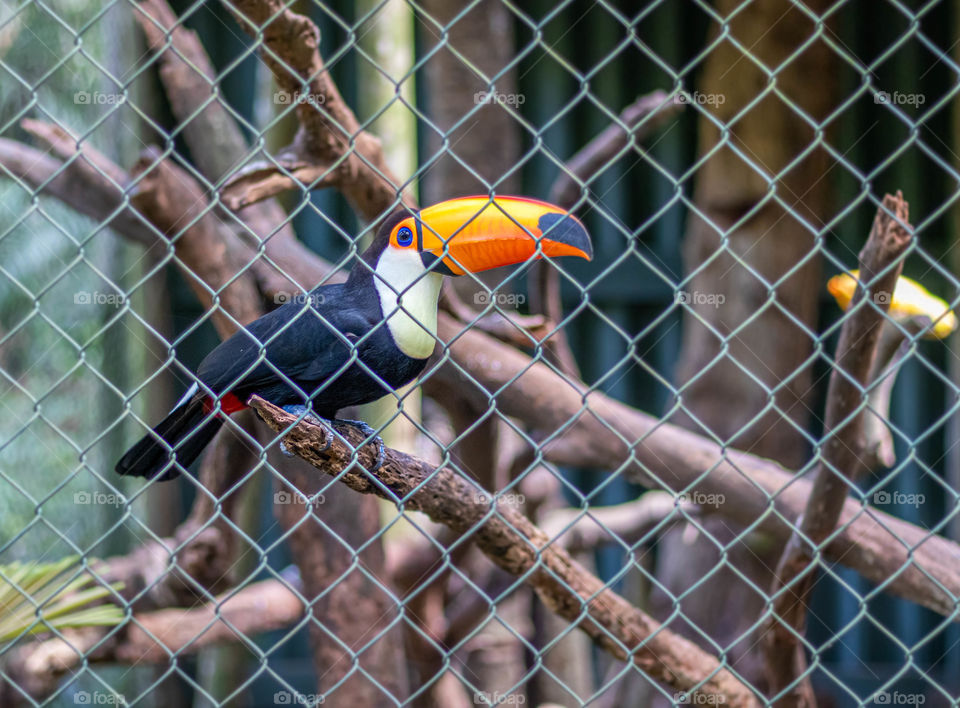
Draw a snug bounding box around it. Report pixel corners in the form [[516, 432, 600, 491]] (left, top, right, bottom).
[[0, 556, 125, 643]]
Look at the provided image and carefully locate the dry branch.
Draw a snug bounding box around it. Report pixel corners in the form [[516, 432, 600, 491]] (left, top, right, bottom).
[[133, 0, 330, 291], [548, 90, 680, 208], [540, 492, 688, 552], [764, 193, 914, 702], [0, 137, 155, 246], [130, 147, 263, 337], [249, 396, 760, 706], [220, 0, 414, 216]]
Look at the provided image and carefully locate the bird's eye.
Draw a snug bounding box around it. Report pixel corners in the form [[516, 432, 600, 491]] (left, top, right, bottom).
[[396, 226, 414, 247]]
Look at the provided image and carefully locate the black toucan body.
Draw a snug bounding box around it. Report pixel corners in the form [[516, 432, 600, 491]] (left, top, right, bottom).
[[116, 196, 592, 481]]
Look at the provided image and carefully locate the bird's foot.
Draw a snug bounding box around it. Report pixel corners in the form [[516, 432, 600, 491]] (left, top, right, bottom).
[[279, 406, 384, 469], [281, 404, 322, 423], [280, 404, 332, 456], [331, 418, 386, 472]]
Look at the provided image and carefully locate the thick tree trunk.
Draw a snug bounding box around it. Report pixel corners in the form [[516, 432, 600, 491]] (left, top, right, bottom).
[[268, 448, 408, 704], [654, 0, 835, 698]]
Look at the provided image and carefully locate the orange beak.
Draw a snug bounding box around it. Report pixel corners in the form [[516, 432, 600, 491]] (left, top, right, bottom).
[[413, 196, 592, 275]]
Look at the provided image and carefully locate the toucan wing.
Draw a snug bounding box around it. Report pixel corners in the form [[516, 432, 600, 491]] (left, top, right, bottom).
[[196, 292, 371, 397]]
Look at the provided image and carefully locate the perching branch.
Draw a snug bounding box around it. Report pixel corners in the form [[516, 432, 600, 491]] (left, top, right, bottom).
[[248, 395, 760, 707], [763, 192, 914, 704]]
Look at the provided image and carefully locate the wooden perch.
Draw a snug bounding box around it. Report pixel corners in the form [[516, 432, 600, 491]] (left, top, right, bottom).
[[248, 395, 760, 707], [764, 193, 914, 703]]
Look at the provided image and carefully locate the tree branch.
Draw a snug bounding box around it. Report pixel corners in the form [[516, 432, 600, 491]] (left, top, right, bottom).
[[431, 311, 960, 620], [763, 192, 914, 703], [540, 492, 689, 552], [219, 0, 414, 217], [548, 90, 679, 208], [248, 395, 760, 707], [132, 0, 330, 291]]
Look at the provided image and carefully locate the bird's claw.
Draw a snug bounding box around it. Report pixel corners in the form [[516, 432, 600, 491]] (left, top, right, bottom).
[[281, 406, 383, 468], [281, 404, 332, 453], [332, 418, 386, 472]]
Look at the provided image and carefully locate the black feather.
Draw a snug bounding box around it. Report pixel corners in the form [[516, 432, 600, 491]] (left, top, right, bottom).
[[115, 398, 222, 480]]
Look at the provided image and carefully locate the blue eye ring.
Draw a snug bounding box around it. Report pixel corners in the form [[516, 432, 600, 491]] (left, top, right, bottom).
[[396, 226, 414, 247]]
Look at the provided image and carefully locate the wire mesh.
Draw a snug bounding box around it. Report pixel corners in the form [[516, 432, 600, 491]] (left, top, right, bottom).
[[0, 0, 958, 706]]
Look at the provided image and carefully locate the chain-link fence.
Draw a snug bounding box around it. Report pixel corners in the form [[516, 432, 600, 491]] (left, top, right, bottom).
[[1, 0, 959, 706]]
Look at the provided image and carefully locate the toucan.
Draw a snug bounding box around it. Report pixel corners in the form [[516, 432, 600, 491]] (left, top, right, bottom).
[[116, 196, 593, 480]]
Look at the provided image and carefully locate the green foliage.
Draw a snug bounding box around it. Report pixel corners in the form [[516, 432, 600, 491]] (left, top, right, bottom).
[[0, 555, 124, 643]]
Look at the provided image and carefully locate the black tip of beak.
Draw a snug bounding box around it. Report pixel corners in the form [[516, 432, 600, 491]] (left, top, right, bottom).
[[538, 212, 593, 260]]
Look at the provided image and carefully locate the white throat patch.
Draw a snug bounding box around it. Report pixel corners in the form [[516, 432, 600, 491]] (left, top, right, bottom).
[[373, 247, 444, 359]]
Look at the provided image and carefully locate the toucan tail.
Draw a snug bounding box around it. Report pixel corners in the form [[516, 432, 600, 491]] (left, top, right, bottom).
[[115, 393, 223, 481]]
